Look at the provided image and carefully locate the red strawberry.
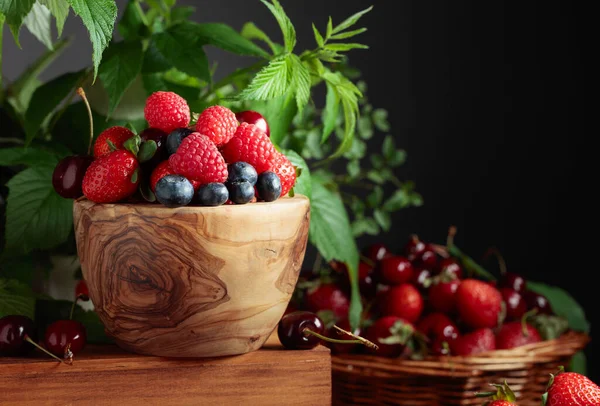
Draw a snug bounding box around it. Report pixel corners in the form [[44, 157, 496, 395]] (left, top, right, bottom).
[[543, 371, 600, 405], [149, 161, 200, 192], [496, 321, 542, 349], [379, 283, 424, 323], [82, 150, 139, 203], [169, 133, 228, 184], [429, 279, 461, 314], [456, 279, 503, 329], [379, 256, 414, 285], [221, 123, 276, 174], [144, 91, 191, 133], [304, 283, 349, 320], [270, 152, 296, 197], [451, 328, 496, 356], [364, 316, 414, 357], [93, 126, 135, 158], [488, 402, 516, 406], [417, 312, 459, 343], [195, 105, 238, 146]]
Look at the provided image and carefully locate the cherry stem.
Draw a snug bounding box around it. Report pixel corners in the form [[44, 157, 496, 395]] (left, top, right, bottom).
[[24, 335, 66, 364], [333, 325, 379, 350], [521, 308, 538, 336], [302, 329, 367, 347], [484, 247, 507, 275], [446, 226, 457, 249], [69, 298, 79, 320], [77, 87, 94, 156]]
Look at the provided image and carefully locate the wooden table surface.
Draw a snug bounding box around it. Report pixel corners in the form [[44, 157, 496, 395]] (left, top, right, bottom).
[[0, 334, 331, 405]]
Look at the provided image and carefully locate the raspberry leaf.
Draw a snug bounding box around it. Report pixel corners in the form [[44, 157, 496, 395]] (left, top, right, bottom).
[[239, 55, 293, 101], [0, 0, 36, 46], [66, 0, 118, 81], [260, 0, 296, 53], [331, 6, 373, 36], [0, 279, 35, 319], [23, 2, 53, 50], [40, 0, 70, 38], [322, 80, 340, 143], [290, 55, 311, 114], [188, 23, 270, 59], [241, 22, 280, 55], [138, 140, 158, 163], [0, 147, 60, 167]]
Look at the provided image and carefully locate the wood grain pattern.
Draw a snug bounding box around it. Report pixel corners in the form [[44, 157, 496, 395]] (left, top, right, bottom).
[[73, 196, 310, 357], [0, 334, 331, 406]]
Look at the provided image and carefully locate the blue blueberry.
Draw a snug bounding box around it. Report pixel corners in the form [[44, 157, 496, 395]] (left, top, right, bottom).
[[227, 181, 255, 204], [228, 162, 258, 185], [155, 175, 194, 208], [256, 171, 282, 202], [166, 128, 194, 156], [195, 183, 229, 206]]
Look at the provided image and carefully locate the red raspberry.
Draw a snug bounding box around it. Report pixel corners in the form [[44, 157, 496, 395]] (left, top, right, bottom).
[[93, 126, 134, 158], [195, 105, 238, 146], [220, 123, 276, 174], [169, 133, 228, 184], [150, 161, 200, 192], [82, 150, 139, 203], [270, 152, 296, 196], [144, 91, 190, 133]]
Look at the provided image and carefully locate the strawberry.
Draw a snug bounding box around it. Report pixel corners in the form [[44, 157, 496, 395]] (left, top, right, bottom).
[[149, 161, 200, 192], [195, 105, 238, 146], [220, 123, 276, 174], [543, 370, 600, 405], [93, 126, 135, 158], [82, 150, 139, 203], [451, 328, 496, 356], [456, 279, 503, 329], [364, 316, 414, 357], [169, 133, 228, 184], [475, 381, 518, 406], [270, 152, 296, 196], [487, 402, 516, 406], [304, 283, 350, 320], [496, 321, 542, 350], [378, 283, 424, 323], [144, 91, 190, 133]]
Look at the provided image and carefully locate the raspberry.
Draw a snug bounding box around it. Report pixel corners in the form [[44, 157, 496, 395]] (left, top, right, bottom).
[[150, 161, 200, 192], [195, 105, 238, 146], [93, 126, 135, 158], [169, 133, 228, 184], [144, 91, 190, 133], [270, 152, 296, 196], [82, 150, 139, 203], [220, 123, 276, 174]]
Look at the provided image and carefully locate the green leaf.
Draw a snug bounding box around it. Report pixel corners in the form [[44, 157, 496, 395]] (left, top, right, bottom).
[[382, 189, 410, 211], [372, 108, 390, 132], [326, 17, 333, 40], [240, 21, 278, 55], [382, 135, 395, 160], [329, 27, 367, 41], [367, 170, 385, 184], [142, 41, 172, 74], [171, 6, 195, 23], [39, 0, 70, 37], [352, 217, 379, 236], [367, 186, 383, 208], [98, 40, 144, 117], [5, 166, 74, 255], [569, 351, 587, 375], [23, 2, 53, 50], [0, 147, 60, 167], [0, 15, 5, 85], [322, 80, 340, 143], [0, 255, 40, 285], [529, 314, 569, 340], [142, 73, 200, 103], [347, 160, 360, 178], [66, 0, 118, 81], [239, 55, 292, 101], [153, 23, 211, 82], [283, 149, 311, 199], [24, 71, 83, 145], [312, 23, 324, 47], [357, 115, 373, 139], [374, 209, 391, 232], [309, 180, 361, 329], [118, 0, 146, 41], [0, 279, 35, 319], [447, 245, 497, 281], [0, 0, 35, 46], [325, 43, 369, 52], [290, 55, 311, 114], [331, 6, 373, 35], [246, 90, 297, 146], [528, 281, 590, 333], [387, 149, 407, 167], [260, 0, 296, 53], [189, 22, 270, 58]]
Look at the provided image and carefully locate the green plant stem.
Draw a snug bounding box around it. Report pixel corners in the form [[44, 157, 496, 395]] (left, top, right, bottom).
[[447, 245, 497, 281], [69, 300, 77, 320], [133, 1, 150, 27]]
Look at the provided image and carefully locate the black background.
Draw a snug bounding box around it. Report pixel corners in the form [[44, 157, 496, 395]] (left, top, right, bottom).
[[3, 1, 593, 379]]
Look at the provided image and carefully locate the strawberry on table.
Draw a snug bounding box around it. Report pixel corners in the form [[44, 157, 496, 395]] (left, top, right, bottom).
[[82, 150, 139, 203]]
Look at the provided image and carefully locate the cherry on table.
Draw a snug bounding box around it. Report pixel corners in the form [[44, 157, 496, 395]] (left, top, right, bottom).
[[0, 315, 38, 356], [52, 155, 94, 198], [415, 245, 439, 269], [499, 272, 527, 293], [44, 320, 87, 362], [235, 111, 270, 137]]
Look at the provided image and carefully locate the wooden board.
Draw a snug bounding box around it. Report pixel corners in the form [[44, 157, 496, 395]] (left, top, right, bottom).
[[0, 334, 331, 406]]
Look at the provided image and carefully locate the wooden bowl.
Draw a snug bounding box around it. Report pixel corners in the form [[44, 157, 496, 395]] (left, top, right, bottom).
[[73, 196, 310, 358]]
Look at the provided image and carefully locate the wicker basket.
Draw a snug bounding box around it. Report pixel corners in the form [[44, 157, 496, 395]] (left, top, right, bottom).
[[332, 331, 589, 405]]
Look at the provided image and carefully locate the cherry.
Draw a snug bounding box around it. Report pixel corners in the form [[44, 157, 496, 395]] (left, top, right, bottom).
[[524, 291, 553, 315], [415, 246, 439, 269], [403, 235, 426, 261], [52, 155, 94, 198], [140, 127, 168, 168], [363, 243, 391, 263], [437, 258, 463, 279], [378, 284, 424, 323], [411, 267, 433, 291], [0, 315, 65, 362], [75, 280, 90, 301], [235, 110, 270, 137], [429, 279, 461, 314], [499, 272, 527, 293], [44, 320, 87, 361], [357, 261, 377, 298], [364, 316, 414, 357], [323, 318, 361, 355], [500, 288, 527, 321], [304, 283, 349, 320], [379, 256, 414, 285], [417, 313, 459, 343]]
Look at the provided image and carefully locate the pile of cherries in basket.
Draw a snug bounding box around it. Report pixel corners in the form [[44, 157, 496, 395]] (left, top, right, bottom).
[[280, 232, 559, 357]]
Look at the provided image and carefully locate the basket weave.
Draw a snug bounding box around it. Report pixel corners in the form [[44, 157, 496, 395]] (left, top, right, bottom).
[[332, 331, 589, 405]]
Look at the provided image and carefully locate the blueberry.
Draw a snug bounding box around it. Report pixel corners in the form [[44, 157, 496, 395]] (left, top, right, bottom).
[[227, 181, 255, 204], [155, 175, 194, 207], [166, 128, 194, 156], [195, 183, 229, 206], [228, 162, 258, 185], [256, 171, 282, 202]]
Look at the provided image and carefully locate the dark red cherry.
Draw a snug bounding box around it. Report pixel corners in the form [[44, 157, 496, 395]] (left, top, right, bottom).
[[379, 256, 414, 285], [0, 315, 38, 356], [278, 311, 324, 350], [429, 280, 461, 314], [500, 288, 527, 321], [52, 155, 94, 198], [411, 267, 432, 291], [415, 246, 439, 269], [417, 313, 459, 342], [357, 261, 377, 298], [323, 318, 360, 354], [499, 272, 527, 293], [403, 236, 426, 261], [363, 243, 391, 263], [524, 291, 553, 315], [75, 280, 90, 301], [437, 258, 463, 279], [44, 320, 87, 360], [235, 110, 270, 137]]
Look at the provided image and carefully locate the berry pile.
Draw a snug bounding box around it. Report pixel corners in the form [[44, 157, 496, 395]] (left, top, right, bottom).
[[52, 90, 297, 208], [290, 231, 563, 358]]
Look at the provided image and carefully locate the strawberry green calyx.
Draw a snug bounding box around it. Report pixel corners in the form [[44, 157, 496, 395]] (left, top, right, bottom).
[[123, 134, 158, 163], [520, 308, 538, 336], [379, 320, 414, 346], [541, 366, 565, 405], [475, 380, 516, 405]]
